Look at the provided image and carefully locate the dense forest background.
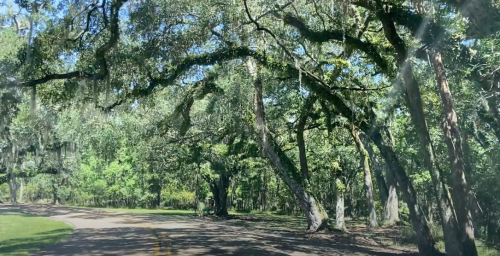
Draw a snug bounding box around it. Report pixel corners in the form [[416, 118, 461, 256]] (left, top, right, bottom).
[[1, 0, 500, 255]]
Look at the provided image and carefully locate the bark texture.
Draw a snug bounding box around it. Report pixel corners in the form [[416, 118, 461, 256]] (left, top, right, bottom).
[[18, 178, 24, 203], [297, 96, 317, 180], [363, 138, 388, 209], [369, 130, 439, 255], [397, 57, 462, 256], [208, 175, 230, 216], [432, 52, 478, 256], [335, 179, 347, 231], [8, 174, 17, 204], [384, 164, 400, 225], [375, 3, 461, 254], [363, 137, 400, 225], [350, 128, 378, 229], [52, 182, 58, 205], [248, 58, 328, 232]]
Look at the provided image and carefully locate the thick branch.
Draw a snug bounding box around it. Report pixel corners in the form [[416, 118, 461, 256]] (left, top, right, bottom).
[[68, 3, 99, 43], [12, 0, 128, 89], [94, 0, 127, 78], [282, 13, 389, 73], [297, 95, 317, 180], [351, 0, 443, 45], [443, 0, 500, 38], [20, 71, 94, 87]]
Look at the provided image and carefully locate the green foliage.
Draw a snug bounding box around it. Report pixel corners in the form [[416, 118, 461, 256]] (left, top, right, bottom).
[[163, 190, 196, 209]]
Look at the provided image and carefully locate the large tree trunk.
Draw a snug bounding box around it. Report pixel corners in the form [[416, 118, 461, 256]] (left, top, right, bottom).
[[380, 131, 400, 225], [8, 173, 17, 204], [156, 187, 161, 208], [207, 175, 230, 216], [350, 127, 378, 229], [297, 96, 316, 180], [363, 137, 399, 225], [461, 125, 482, 238], [400, 39, 462, 256], [18, 178, 24, 203], [375, 5, 462, 255], [384, 164, 400, 225], [52, 181, 59, 205], [52, 193, 57, 205], [248, 58, 328, 232], [210, 182, 220, 214], [262, 169, 268, 211], [369, 130, 439, 255], [431, 51, 478, 256], [335, 179, 347, 231], [362, 138, 388, 209], [216, 175, 230, 216]]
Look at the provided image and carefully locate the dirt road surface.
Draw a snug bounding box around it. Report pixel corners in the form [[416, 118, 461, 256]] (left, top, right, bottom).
[[0, 204, 416, 256]]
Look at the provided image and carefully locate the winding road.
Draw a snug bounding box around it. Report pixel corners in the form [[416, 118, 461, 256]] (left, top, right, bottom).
[[0, 204, 414, 256]]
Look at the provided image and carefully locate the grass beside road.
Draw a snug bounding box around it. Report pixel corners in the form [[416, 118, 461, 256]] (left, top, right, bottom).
[[0, 210, 73, 256]]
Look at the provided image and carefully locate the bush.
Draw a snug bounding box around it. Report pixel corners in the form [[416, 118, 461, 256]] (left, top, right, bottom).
[[399, 226, 416, 244], [398, 223, 443, 244], [476, 241, 500, 256], [196, 202, 211, 216], [162, 190, 196, 209], [429, 223, 444, 242]]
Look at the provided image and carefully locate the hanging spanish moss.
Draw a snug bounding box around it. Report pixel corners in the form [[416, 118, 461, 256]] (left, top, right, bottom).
[[93, 74, 98, 107], [105, 73, 110, 105], [31, 86, 36, 115], [27, 10, 35, 116]]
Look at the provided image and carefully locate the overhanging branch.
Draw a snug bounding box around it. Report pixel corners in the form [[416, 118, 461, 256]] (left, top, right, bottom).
[[123, 46, 371, 130], [9, 0, 128, 89], [281, 13, 389, 73], [67, 3, 100, 43]]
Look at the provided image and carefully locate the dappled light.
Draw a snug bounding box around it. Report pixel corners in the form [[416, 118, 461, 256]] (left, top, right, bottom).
[[1, 0, 500, 255]]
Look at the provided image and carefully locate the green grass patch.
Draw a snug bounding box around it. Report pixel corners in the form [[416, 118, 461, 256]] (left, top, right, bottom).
[[395, 224, 500, 255], [433, 240, 500, 256], [476, 240, 500, 256], [0, 210, 74, 256]]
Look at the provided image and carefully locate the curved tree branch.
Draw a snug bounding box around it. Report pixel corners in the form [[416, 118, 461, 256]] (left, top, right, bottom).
[[297, 95, 317, 180], [68, 3, 99, 43], [281, 13, 389, 73], [11, 0, 128, 89], [110, 46, 372, 132], [351, 0, 443, 45]]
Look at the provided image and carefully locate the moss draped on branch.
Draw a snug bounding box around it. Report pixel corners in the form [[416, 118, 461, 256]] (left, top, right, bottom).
[[281, 13, 389, 73], [9, 0, 129, 89]]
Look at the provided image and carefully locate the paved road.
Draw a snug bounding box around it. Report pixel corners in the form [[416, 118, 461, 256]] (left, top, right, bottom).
[[0, 204, 414, 256]]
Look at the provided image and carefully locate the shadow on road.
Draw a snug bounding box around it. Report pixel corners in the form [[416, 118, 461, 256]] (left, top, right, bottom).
[[33, 227, 156, 256], [154, 223, 416, 256], [2, 204, 417, 256]]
